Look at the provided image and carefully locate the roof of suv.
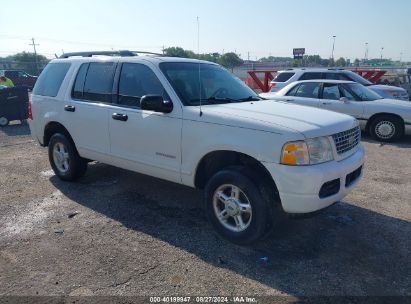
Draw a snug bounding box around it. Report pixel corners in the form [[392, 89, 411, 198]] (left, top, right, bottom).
[[51, 55, 217, 66]]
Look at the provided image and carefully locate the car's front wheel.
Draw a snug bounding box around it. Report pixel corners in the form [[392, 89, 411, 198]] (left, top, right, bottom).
[[204, 168, 275, 245], [369, 115, 404, 142], [48, 133, 87, 181]]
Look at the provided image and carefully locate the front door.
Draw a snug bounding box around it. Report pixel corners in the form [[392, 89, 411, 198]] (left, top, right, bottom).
[[319, 83, 364, 119], [108, 62, 182, 183]]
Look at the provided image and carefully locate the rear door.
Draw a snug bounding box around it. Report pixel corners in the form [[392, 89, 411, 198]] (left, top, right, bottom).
[[64, 62, 115, 162], [107, 62, 182, 183], [319, 83, 364, 118], [283, 82, 321, 108]]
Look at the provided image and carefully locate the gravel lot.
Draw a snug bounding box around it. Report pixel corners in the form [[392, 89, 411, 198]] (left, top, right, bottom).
[[0, 123, 410, 298]]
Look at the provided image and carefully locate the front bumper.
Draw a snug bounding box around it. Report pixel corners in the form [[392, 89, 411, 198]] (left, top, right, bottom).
[[263, 145, 365, 213]]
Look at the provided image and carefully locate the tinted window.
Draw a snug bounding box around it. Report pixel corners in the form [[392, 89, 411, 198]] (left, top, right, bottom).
[[33, 63, 71, 97], [72, 63, 89, 99], [325, 72, 350, 80], [83, 62, 115, 102], [322, 84, 341, 100], [273, 72, 295, 82], [118, 63, 167, 108], [299, 72, 323, 80], [294, 82, 320, 98]]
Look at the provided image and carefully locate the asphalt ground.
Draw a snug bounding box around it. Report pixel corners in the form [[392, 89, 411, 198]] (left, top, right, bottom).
[[0, 123, 410, 300]]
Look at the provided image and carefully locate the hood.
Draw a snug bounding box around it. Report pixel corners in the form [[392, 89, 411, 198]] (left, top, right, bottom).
[[370, 84, 407, 93], [194, 100, 358, 139], [373, 98, 411, 107]]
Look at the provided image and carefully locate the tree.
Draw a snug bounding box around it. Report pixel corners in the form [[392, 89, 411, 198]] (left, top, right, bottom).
[[9, 52, 48, 75], [354, 58, 360, 67], [218, 53, 243, 72], [163, 47, 191, 58], [335, 57, 347, 67]]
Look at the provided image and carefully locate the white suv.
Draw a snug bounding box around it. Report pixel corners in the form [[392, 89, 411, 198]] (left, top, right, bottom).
[[29, 51, 364, 244]]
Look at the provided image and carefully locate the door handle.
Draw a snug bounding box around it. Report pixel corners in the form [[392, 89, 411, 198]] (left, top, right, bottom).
[[112, 113, 128, 121], [322, 102, 332, 105], [64, 105, 76, 112]]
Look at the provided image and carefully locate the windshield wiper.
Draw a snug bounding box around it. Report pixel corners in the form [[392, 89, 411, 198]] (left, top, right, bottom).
[[238, 96, 261, 101]]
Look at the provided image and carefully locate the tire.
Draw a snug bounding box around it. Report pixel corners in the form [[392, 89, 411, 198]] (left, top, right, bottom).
[[48, 133, 87, 181], [0, 116, 9, 127], [369, 115, 404, 142], [204, 168, 275, 245]]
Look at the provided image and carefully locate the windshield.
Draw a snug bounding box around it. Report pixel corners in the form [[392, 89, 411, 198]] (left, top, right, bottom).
[[344, 71, 373, 86], [343, 83, 383, 101], [160, 62, 260, 106]]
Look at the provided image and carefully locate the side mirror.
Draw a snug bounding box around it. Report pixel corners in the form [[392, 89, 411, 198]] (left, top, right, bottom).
[[340, 97, 349, 103], [140, 95, 173, 113]]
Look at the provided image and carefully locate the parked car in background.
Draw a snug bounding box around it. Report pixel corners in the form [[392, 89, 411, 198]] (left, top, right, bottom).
[[269, 68, 410, 101], [0, 70, 37, 90], [28, 51, 364, 244], [261, 80, 411, 142]]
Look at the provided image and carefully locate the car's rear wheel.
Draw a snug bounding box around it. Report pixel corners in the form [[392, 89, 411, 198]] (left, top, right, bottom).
[[0, 116, 9, 127], [205, 168, 275, 245], [369, 115, 403, 142], [48, 133, 87, 181]]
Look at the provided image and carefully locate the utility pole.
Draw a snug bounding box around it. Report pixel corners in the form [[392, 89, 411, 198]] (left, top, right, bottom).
[[29, 38, 40, 75], [380, 47, 384, 66]]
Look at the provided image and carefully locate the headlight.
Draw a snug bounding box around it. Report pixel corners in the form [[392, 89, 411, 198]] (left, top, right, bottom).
[[281, 137, 334, 166]]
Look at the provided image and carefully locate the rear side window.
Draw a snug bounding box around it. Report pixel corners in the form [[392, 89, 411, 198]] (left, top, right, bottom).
[[72, 62, 115, 102], [299, 72, 323, 80], [33, 63, 71, 97], [273, 72, 294, 82], [72, 64, 89, 99], [118, 63, 167, 108]]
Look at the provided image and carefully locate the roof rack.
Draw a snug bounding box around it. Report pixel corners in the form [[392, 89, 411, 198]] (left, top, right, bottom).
[[59, 50, 163, 59]]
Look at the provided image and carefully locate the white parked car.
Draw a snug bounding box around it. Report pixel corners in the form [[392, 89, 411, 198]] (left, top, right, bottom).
[[269, 68, 410, 101], [29, 51, 364, 244], [261, 80, 411, 142]]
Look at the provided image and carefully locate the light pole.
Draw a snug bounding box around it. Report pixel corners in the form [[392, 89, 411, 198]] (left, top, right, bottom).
[[380, 47, 384, 61], [364, 42, 368, 61], [331, 35, 336, 62]]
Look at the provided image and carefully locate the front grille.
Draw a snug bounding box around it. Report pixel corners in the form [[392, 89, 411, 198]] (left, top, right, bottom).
[[346, 166, 363, 187], [332, 126, 361, 155]]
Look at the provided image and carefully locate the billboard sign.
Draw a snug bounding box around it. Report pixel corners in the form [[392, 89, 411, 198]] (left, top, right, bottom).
[[293, 48, 305, 59]]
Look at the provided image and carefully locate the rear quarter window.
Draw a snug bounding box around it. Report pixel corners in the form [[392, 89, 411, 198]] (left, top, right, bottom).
[[273, 72, 295, 82], [33, 63, 71, 97]]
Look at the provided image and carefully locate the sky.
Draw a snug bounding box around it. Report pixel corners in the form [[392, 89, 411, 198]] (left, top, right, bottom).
[[1, 0, 410, 61]]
